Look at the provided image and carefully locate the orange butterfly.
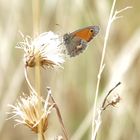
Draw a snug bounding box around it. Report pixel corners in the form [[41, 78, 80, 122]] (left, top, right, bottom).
[[63, 26, 99, 57]]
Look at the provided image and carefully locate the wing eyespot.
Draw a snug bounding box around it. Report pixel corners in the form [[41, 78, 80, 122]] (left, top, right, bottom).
[[90, 29, 94, 33]]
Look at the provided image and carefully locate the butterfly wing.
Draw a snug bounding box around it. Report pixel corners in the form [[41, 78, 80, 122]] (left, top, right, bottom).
[[71, 26, 99, 42], [63, 26, 99, 57], [63, 33, 87, 57]]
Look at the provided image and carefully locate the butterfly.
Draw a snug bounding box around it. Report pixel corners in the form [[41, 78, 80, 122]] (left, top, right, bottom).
[[63, 26, 99, 57]]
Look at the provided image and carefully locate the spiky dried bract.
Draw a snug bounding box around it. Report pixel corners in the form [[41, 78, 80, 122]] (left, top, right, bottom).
[[17, 32, 65, 68], [8, 92, 54, 133]]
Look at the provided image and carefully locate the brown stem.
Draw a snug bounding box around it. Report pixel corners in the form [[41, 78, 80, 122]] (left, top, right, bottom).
[[102, 82, 121, 109], [51, 96, 69, 140]]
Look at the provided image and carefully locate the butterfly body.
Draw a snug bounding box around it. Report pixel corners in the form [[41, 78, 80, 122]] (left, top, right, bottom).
[[63, 26, 99, 57]]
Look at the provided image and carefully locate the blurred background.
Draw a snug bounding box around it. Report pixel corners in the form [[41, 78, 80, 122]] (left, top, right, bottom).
[[0, 0, 140, 140]]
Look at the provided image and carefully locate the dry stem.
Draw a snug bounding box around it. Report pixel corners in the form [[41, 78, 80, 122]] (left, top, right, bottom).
[[47, 88, 69, 140], [32, 0, 43, 139], [91, 0, 131, 139], [92, 82, 121, 139], [91, 0, 117, 139], [101, 82, 121, 109], [24, 66, 37, 94]]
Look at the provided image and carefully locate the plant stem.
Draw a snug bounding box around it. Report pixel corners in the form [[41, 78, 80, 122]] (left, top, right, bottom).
[[102, 82, 121, 109], [91, 0, 117, 140], [32, 0, 40, 36], [47, 88, 69, 140], [32, 0, 43, 139], [38, 133, 45, 140], [24, 66, 36, 94]]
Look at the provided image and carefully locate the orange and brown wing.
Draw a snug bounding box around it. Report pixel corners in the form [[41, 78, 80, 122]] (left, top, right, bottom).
[[63, 26, 99, 57], [71, 26, 99, 42]]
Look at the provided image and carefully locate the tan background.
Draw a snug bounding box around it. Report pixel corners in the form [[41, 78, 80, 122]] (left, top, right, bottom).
[[0, 0, 140, 140]]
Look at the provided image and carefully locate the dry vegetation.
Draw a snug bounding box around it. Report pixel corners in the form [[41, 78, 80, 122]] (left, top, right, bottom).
[[0, 0, 140, 140]]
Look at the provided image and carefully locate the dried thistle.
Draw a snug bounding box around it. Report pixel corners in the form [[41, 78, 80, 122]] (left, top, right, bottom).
[[8, 91, 55, 133], [8, 88, 69, 140], [17, 31, 65, 68]]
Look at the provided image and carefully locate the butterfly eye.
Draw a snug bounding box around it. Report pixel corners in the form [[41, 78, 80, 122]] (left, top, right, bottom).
[[90, 29, 94, 33]]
